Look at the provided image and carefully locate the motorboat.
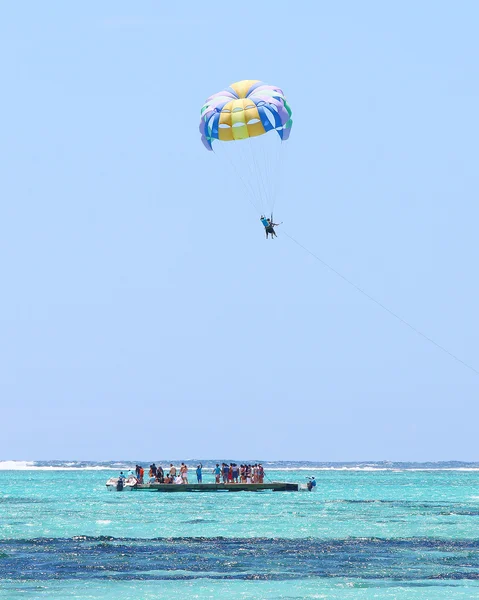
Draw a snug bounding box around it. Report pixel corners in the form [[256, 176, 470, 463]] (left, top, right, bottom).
[[106, 474, 138, 491]]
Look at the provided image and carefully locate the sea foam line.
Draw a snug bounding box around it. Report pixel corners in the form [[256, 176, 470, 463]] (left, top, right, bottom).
[[0, 462, 112, 471], [1, 461, 479, 472]]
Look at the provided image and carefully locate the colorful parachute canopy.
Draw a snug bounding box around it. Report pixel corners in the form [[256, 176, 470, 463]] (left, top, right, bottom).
[[200, 79, 292, 150]]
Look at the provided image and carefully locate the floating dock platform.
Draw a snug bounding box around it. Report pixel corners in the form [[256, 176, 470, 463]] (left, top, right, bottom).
[[108, 481, 299, 492]]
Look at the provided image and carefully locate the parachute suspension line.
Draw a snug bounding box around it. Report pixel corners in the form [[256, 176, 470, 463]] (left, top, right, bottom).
[[269, 139, 286, 216], [261, 137, 275, 214], [245, 135, 286, 217], [282, 229, 479, 377], [213, 144, 262, 215], [254, 137, 273, 215], [262, 136, 275, 212], [249, 139, 264, 214], [247, 137, 269, 216], [229, 137, 264, 215], [231, 141, 261, 207], [240, 138, 264, 214]]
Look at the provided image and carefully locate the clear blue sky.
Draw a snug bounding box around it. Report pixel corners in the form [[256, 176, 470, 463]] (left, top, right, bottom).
[[1, 1, 478, 462]]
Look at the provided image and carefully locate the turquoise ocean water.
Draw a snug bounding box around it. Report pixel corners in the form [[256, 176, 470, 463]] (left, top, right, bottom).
[[1, 461, 479, 599]]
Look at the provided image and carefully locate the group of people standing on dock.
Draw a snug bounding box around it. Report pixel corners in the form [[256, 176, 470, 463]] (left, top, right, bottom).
[[120, 462, 265, 485], [145, 463, 193, 484], [213, 463, 265, 484]]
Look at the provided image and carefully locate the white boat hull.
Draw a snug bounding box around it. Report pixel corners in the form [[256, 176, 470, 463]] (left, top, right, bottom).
[[106, 476, 137, 491]]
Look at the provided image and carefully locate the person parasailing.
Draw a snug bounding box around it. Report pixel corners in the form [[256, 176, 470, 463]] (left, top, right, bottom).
[[260, 215, 281, 239], [199, 80, 293, 230]]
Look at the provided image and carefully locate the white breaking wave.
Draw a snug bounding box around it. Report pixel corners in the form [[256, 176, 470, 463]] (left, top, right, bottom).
[[270, 466, 392, 471], [0, 461, 115, 471], [269, 467, 479, 472], [0, 461, 36, 470], [1, 460, 479, 472]]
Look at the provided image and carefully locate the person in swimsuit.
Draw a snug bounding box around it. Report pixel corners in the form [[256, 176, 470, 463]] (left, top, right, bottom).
[[180, 463, 188, 484], [222, 463, 229, 484], [156, 466, 164, 483], [232, 464, 239, 483], [258, 464, 264, 483], [213, 464, 221, 483]]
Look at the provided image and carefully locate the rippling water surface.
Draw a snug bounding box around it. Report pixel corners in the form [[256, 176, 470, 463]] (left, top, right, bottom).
[[1, 462, 479, 598]]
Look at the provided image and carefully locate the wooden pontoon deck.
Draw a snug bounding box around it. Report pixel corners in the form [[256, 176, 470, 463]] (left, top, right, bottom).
[[131, 481, 299, 492]]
